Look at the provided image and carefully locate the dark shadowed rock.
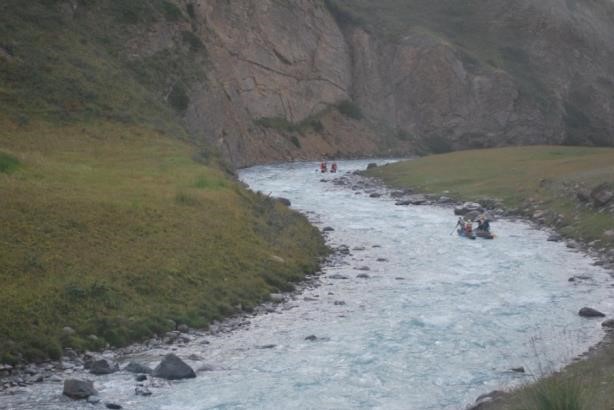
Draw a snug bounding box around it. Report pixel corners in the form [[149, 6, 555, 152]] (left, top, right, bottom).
[[369, 193, 382, 198], [124, 362, 152, 375], [63, 379, 97, 399], [366, 163, 378, 170], [153, 354, 196, 380], [105, 403, 122, 409], [591, 184, 613, 207], [135, 374, 147, 382], [547, 233, 562, 242], [579, 307, 606, 318], [275, 197, 291, 207], [322, 226, 335, 232], [356, 273, 370, 279], [468, 390, 505, 410], [602, 319, 614, 329], [510, 367, 525, 373], [135, 386, 152, 396], [328, 273, 349, 280], [90, 359, 119, 375]]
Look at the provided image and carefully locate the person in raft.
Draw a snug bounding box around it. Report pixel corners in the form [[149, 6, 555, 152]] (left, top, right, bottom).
[[464, 220, 474, 235], [331, 162, 338, 173], [320, 161, 328, 173]]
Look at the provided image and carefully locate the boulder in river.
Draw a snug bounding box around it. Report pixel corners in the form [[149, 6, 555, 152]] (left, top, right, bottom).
[[63, 379, 97, 399], [124, 361, 152, 375], [90, 359, 119, 375], [366, 163, 378, 170], [328, 274, 349, 280], [356, 273, 370, 279], [547, 233, 562, 242], [578, 307, 606, 318], [135, 386, 152, 396], [322, 226, 335, 232], [601, 319, 614, 329], [105, 403, 122, 409], [153, 354, 196, 380], [275, 197, 291, 207], [454, 202, 484, 216]]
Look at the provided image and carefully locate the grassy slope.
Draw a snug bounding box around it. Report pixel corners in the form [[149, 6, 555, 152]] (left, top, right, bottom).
[[0, 116, 326, 363], [368, 146, 614, 247], [367, 147, 614, 409], [0, 1, 326, 363]]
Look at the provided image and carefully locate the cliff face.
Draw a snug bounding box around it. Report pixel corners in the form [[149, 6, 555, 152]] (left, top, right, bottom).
[[6, 0, 614, 166], [334, 0, 614, 151], [179, 0, 614, 163]]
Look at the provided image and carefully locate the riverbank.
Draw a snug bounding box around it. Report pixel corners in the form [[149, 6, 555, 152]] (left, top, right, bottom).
[[364, 146, 614, 409], [0, 117, 327, 374]]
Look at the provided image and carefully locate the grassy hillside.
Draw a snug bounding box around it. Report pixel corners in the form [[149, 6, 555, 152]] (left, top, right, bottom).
[[0, 0, 202, 129], [0, 1, 327, 364], [368, 146, 614, 247], [0, 115, 326, 363]]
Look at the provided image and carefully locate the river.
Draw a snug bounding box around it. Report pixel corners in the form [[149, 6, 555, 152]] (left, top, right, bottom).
[[2, 159, 612, 410]]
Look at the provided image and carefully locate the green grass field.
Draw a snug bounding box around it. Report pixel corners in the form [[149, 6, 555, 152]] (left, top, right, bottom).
[[368, 146, 614, 409], [368, 146, 614, 247], [0, 116, 326, 363]]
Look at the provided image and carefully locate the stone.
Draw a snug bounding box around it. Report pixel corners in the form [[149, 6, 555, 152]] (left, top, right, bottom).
[[355, 266, 370, 271], [304, 335, 318, 341], [604, 230, 614, 239], [177, 324, 189, 333], [275, 197, 291, 207], [369, 193, 382, 198], [591, 184, 614, 207], [87, 395, 101, 404], [454, 202, 483, 215], [152, 354, 196, 380], [547, 233, 562, 242], [578, 307, 606, 318], [366, 163, 378, 170], [135, 386, 152, 396], [356, 273, 370, 279], [270, 293, 284, 303], [135, 374, 147, 382], [601, 319, 614, 329], [49, 375, 63, 383], [328, 274, 349, 280], [62, 326, 76, 336], [90, 359, 119, 375], [322, 226, 335, 232], [63, 379, 97, 399], [469, 390, 505, 410], [376, 258, 388, 262], [510, 367, 525, 373], [125, 362, 153, 375], [105, 403, 122, 409], [334, 301, 346, 305]]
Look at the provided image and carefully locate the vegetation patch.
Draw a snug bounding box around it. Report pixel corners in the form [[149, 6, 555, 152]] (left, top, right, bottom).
[[336, 100, 363, 120], [0, 151, 20, 174], [0, 118, 327, 364]]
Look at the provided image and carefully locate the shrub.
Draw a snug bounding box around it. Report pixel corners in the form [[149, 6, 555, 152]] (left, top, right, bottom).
[[0, 152, 20, 174], [186, 3, 196, 19], [161, 0, 182, 21], [181, 31, 204, 51], [336, 100, 363, 120], [290, 135, 301, 148], [168, 83, 190, 112], [531, 377, 587, 410]]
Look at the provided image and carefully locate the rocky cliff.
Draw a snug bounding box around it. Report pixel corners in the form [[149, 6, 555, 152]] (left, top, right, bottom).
[[3, 0, 614, 166]]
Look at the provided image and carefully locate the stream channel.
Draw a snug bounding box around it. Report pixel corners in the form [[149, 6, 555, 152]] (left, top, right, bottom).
[[2, 159, 613, 410]]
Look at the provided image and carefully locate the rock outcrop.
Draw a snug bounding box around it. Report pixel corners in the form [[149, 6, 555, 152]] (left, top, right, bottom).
[[50, 0, 614, 166]]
